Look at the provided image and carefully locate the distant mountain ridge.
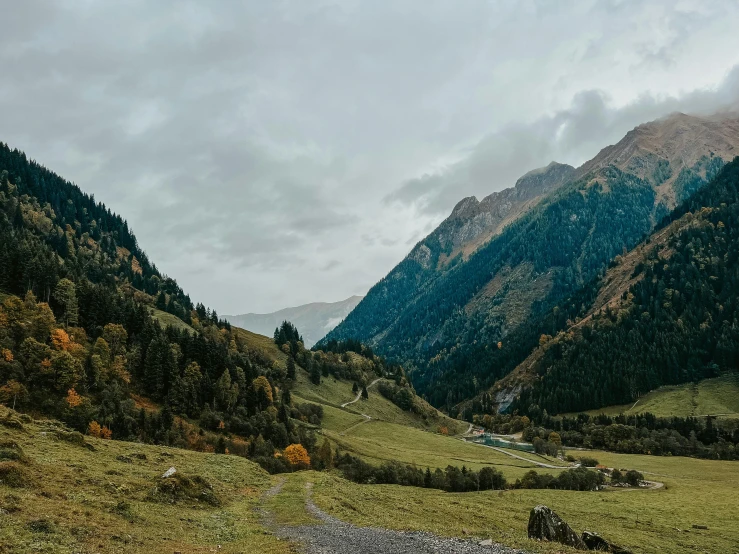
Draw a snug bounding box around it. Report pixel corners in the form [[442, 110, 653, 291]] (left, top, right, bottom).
[[322, 111, 739, 410], [225, 295, 363, 347]]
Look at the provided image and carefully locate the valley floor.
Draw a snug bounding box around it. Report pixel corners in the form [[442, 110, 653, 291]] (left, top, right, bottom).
[[2, 394, 738, 554], [262, 478, 528, 554]]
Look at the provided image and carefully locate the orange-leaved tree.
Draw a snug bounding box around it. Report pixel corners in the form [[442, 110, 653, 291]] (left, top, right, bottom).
[[284, 444, 311, 469], [88, 420, 112, 439], [65, 388, 84, 408]]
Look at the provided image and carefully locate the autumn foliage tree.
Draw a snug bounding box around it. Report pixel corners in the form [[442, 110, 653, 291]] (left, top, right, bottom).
[[284, 443, 311, 469]]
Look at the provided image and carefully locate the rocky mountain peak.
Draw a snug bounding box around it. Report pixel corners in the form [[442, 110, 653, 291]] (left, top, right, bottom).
[[578, 112, 739, 183]]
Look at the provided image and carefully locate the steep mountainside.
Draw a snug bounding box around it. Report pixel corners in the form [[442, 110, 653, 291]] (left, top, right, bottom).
[[0, 142, 328, 472], [322, 112, 739, 409], [495, 157, 739, 415], [225, 295, 363, 347]]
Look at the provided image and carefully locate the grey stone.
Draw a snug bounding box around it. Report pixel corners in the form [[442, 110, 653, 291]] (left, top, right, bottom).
[[582, 531, 632, 553], [527, 505, 586, 549]]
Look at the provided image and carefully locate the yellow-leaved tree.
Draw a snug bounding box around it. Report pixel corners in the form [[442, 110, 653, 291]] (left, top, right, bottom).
[[284, 444, 311, 469]]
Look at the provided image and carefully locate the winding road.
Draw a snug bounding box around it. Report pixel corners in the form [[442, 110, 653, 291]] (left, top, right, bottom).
[[480, 444, 570, 469], [341, 378, 382, 408], [470, 441, 665, 488]]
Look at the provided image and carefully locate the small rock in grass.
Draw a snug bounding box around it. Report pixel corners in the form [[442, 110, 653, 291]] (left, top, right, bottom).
[[528, 505, 586, 549], [582, 530, 632, 553], [162, 467, 177, 478]]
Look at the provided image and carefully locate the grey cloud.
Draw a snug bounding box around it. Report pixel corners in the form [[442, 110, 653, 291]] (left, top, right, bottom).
[[385, 67, 739, 216], [2, 0, 739, 313]]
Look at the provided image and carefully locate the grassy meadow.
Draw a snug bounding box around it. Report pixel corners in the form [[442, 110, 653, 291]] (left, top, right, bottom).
[[0, 406, 289, 554], [277, 448, 739, 554], [567, 375, 739, 419]]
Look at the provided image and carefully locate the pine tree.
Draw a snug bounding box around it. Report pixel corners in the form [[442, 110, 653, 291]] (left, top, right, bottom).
[[310, 361, 321, 385], [361, 385, 368, 399], [286, 356, 296, 380], [53, 278, 79, 326]]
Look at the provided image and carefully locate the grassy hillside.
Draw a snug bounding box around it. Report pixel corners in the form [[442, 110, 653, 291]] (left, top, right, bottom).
[[322, 421, 560, 479], [569, 375, 739, 419], [292, 368, 466, 433], [302, 448, 739, 554], [0, 406, 288, 554], [149, 307, 195, 334]]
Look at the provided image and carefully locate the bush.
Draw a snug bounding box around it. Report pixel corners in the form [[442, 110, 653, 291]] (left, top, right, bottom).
[[27, 519, 56, 533], [336, 453, 506, 492], [516, 468, 604, 491], [0, 462, 32, 488], [610, 468, 643, 487], [624, 469, 644, 487], [54, 430, 94, 451], [579, 456, 599, 467], [0, 441, 30, 464]]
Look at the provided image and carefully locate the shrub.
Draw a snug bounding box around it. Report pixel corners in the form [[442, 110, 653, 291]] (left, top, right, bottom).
[[284, 444, 311, 469], [54, 430, 95, 451], [0, 441, 30, 464], [336, 453, 507, 492], [27, 519, 56, 533], [624, 469, 644, 487], [579, 456, 599, 467], [516, 468, 604, 491], [0, 462, 32, 488]]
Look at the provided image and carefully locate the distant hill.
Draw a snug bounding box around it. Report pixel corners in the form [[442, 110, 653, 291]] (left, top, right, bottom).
[[225, 295, 363, 347]]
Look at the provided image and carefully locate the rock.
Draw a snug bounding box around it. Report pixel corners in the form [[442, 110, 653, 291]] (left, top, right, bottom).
[[692, 524, 708, 530], [527, 505, 586, 549], [582, 531, 632, 553], [478, 539, 493, 546], [162, 467, 177, 478]]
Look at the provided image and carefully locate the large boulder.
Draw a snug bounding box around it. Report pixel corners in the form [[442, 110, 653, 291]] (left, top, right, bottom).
[[582, 531, 632, 553], [528, 505, 586, 549]]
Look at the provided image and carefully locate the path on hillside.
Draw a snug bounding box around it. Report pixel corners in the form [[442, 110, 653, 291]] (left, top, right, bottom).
[[480, 444, 570, 469], [341, 378, 381, 408], [472, 442, 665, 489], [339, 412, 372, 436], [260, 482, 530, 554]]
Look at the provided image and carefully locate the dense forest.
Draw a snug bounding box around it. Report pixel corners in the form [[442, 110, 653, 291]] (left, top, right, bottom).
[[0, 143, 322, 472], [323, 157, 724, 411], [513, 158, 739, 415]]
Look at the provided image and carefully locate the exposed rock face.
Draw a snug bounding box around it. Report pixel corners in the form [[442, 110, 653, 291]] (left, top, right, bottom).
[[578, 111, 739, 207], [441, 161, 576, 258], [527, 505, 586, 549], [581, 531, 632, 553]]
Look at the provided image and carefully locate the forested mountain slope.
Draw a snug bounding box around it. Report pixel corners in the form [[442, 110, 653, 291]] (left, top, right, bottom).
[[497, 156, 739, 415], [0, 142, 326, 470], [322, 112, 739, 409]]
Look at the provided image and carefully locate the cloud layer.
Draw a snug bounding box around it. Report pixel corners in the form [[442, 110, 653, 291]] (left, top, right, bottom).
[[2, 1, 739, 313]]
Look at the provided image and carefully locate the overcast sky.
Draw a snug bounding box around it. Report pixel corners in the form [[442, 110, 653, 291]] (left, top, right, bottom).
[[3, 1, 739, 314]]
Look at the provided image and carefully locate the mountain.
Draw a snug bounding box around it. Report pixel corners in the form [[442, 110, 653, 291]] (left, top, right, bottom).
[[493, 156, 739, 416], [321, 111, 739, 409], [0, 142, 322, 469], [225, 295, 362, 348]]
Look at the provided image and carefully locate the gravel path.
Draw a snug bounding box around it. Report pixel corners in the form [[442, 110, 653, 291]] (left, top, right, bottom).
[[341, 378, 381, 408], [479, 444, 570, 469], [266, 483, 531, 554]]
